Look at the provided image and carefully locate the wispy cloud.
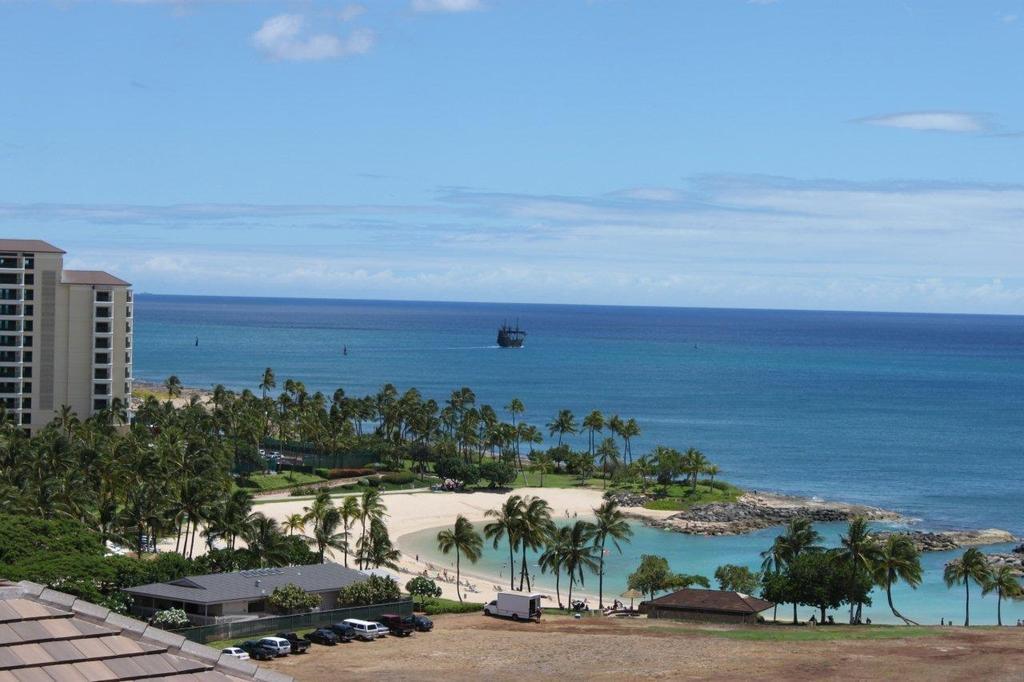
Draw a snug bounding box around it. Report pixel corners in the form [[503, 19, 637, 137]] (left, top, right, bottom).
[[338, 3, 367, 22], [252, 14, 375, 62], [5, 175, 1024, 313], [855, 111, 987, 133], [411, 0, 483, 13]]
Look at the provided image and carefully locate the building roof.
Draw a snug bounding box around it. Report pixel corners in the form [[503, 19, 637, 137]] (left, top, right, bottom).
[[62, 270, 132, 287], [0, 580, 292, 682], [644, 588, 774, 615], [125, 564, 368, 606], [0, 239, 65, 254]]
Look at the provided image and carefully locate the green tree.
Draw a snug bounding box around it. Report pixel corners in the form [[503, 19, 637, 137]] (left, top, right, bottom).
[[337, 575, 402, 607], [714, 564, 761, 594], [267, 583, 321, 614], [259, 367, 276, 400], [982, 564, 1022, 627], [546, 409, 578, 446], [943, 547, 992, 627], [539, 525, 571, 608], [871, 534, 923, 625], [562, 519, 599, 606], [516, 496, 555, 591], [627, 554, 709, 602], [592, 499, 633, 608], [767, 518, 823, 623], [787, 551, 871, 624], [582, 410, 604, 459], [595, 437, 620, 488], [837, 517, 882, 624], [436, 515, 483, 603], [164, 375, 183, 399], [681, 448, 709, 492], [406, 576, 443, 607]]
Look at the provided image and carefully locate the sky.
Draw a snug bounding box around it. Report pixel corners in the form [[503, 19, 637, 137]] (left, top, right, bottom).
[[1, 0, 1023, 314]]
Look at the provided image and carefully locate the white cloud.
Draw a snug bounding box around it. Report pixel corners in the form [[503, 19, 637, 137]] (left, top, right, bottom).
[[338, 3, 367, 22], [252, 14, 375, 62], [999, 13, 1018, 23], [857, 111, 987, 133], [411, 0, 482, 13]]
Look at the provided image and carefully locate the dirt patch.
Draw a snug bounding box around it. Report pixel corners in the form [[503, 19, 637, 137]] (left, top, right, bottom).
[[261, 613, 1024, 681]]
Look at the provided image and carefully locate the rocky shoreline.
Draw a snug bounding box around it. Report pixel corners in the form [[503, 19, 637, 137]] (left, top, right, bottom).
[[614, 491, 1017, 551]]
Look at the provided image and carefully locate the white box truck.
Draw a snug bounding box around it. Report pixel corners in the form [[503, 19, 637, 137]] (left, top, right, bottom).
[[483, 592, 543, 621]]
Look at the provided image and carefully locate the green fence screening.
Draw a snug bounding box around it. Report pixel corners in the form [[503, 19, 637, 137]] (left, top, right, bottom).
[[175, 599, 414, 644]]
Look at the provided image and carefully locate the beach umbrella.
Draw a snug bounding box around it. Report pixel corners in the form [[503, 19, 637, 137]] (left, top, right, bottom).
[[621, 588, 643, 611]]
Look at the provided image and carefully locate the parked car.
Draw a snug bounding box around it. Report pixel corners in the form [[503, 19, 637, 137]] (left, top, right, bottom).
[[342, 619, 382, 641], [370, 622, 390, 638], [235, 641, 275, 661], [328, 622, 356, 643], [307, 628, 340, 646], [275, 632, 311, 654], [220, 647, 250, 661], [257, 636, 293, 657], [379, 614, 416, 637], [412, 615, 433, 632]]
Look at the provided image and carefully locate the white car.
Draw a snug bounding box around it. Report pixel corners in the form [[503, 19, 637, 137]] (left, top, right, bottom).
[[370, 622, 390, 637], [220, 647, 250, 661], [258, 637, 292, 657], [342, 618, 382, 641]]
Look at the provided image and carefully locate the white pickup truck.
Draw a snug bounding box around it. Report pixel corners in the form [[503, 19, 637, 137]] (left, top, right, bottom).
[[483, 592, 543, 621]]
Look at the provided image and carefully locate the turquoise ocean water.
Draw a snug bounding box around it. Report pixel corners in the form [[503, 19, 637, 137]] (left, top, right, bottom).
[[134, 295, 1024, 624]]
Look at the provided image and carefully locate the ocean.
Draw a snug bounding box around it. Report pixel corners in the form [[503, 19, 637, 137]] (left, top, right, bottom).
[[134, 294, 1024, 535]]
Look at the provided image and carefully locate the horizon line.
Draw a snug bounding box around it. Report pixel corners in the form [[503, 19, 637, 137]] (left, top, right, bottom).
[[133, 291, 1024, 319]]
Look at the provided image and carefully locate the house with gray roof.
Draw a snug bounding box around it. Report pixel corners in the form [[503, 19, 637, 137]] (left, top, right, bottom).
[[0, 579, 291, 681], [124, 563, 369, 625]]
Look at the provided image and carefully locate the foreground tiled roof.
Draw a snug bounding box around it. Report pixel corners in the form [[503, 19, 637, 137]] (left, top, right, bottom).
[[62, 270, 132, 287], [0, 580, 291, 682], [125, 563, 367, 605], [644, 588, 774, 614]]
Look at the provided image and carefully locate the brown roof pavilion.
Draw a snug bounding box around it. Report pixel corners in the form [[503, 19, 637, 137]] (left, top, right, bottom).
[[641, 588, 774, 622], [62, 270, 132, 287], [0, 239, 65, 254]]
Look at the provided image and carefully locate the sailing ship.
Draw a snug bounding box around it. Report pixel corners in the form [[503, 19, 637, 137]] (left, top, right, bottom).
[[496, 321, 526, 348]]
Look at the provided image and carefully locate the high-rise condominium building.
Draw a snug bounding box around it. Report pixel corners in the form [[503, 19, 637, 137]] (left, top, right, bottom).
[[0, 239, 133, 432]]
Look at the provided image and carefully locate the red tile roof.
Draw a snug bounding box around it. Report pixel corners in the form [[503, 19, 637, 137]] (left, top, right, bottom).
[[61, 270, 131, 287], [644, 588, 774, 615], [0, 581, 291, 682]]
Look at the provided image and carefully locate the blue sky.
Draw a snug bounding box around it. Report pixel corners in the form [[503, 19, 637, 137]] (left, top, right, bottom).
[[1, 0, 1022, 313]]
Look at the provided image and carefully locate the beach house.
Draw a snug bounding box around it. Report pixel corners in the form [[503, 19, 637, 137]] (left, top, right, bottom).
[[640, 588, 774, 624]]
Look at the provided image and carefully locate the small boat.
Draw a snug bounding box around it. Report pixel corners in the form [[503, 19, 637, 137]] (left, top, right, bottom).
[[497, 321, 526, 348]]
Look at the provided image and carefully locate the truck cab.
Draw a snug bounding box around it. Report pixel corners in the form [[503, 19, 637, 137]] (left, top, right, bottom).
[[483, 592, 543, 622]]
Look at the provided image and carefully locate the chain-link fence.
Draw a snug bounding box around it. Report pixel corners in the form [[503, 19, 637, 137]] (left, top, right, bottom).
[[174, 599, 414, 644]]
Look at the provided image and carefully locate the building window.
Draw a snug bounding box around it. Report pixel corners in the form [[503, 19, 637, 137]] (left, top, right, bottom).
[[22, 320, 31, 332], [23, 290, 32, 301], [20, 413, 30, 425], [21, 367, 30, 378], [23, 257, 33, 270], [95, 352, 109, 364], [23, 305, 32, 316], [93, 383, 109, 395], [22, 351, 31, 363], [21, 398, 30, 409], [93, 399, 108, 410], [22, 336, 31, 347], [95, 338, 110, 349], [23, 274, 33, 285], [21, 382, 30, 393]]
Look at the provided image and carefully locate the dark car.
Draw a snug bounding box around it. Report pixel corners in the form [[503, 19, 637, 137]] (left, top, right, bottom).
[[379, 614, 415, 637], [412, 615, 433, 632], [275, 632, 311, 654], [235, 641, 275, 661], [306, 628, 339, 646], [328, 622, 356, 643]]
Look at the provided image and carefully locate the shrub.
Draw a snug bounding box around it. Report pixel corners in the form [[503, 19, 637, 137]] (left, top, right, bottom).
[[337, 575, 402, 607], [479, 461, 516, 488], [382, 471, 415, 485], [314, 468, 330, 479], [151, 608, 190, 630], [422, 599, 483, 615], [268, 583, 321, 614], [433, 458, 480, 486], [327, 468, 376, 480]]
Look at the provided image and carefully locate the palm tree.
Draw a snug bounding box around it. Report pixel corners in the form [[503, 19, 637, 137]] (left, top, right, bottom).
[[436, 515, 483, 603], [595, 437, 620, 488], [164, 375, 183, 399], [517, 496, 554, 591], [837, 517, 882, 623], [871, 534, 922, 625], [505, 398, 528, 485], [582, 410, 604, 458], [681, 448, 709, 492], [982, 564, 1023, 626], [259, 367, 276, 400], [242, 513, 288, 567], [943, 547, 992, 627], [546, 409, 578, 445], [593, 500, 632, 609], [530, 450, 554, 487], [337, 495, 361, 568], [484, 495, 523, 591], [357, 489, 387, 569], [631, 456, 653, 494], [562, 520, 599, 607], [619, 418, 640, 465], [705, 464, 720, 488], [283, 513, 306, 536], [775, 518, 823, 623], [539, 526, 571, 608]]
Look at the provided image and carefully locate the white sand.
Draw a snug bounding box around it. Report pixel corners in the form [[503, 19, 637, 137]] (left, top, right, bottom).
[[253, 486, 609, 605]]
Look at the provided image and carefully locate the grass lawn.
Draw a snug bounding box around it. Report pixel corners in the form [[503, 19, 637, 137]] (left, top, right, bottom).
[[673, 625, 939, 642], [236, 471, 327, 492], [505, 471, 606, 489], [328, 475, 438, 495], [636, 482, 743, 510]]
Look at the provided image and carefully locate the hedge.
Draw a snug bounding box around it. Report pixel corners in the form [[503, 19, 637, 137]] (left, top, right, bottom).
[[381, 471, 416, 485], [324, 468, 376, 480]]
